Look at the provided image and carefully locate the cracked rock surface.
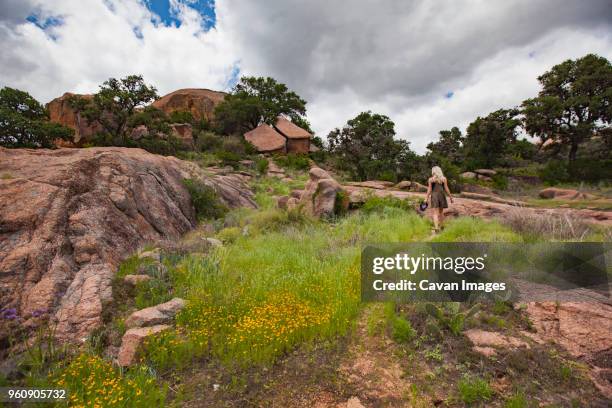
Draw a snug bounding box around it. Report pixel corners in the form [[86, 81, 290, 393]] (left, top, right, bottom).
[[0, 147, 254, 342]]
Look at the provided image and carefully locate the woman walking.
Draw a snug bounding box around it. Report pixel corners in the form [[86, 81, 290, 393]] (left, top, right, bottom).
[[426, 166, 453, 232]]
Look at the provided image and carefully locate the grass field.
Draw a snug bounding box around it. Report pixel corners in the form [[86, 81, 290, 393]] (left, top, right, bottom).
[[5, 176, 609, 407]]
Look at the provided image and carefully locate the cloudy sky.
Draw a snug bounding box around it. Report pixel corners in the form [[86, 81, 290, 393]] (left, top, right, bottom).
[[1, 0, 611, 152]]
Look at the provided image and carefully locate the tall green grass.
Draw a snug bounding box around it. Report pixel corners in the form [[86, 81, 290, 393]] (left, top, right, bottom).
[[430, 217, 523, 242], [142, 208, 431, 369]]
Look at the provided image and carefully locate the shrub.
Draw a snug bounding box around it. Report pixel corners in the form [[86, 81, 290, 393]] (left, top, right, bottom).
[[256, 157, 269, 174], [183, 178, 227, 220], [425, 302, 479, 336], [273, 154, 310, 171], [137, 135, 182, 156], [377, 169, 397, 182], [248, 208, 311, 234], [504, 392, 528, 408], [390, 316, 416, 343], [215, 150, 242, 167], [334, 190, 349, 216], [568, 158, 612, 183], [457, 376, 493, 404], [217, 226, 242, 244], [539, 160, 570, 185], [492, 173, 508, 190], [361, 194, 415, 214], [195, 131, 223, 152], [222, 137, 247, 156], [169, 110, 194, 124]]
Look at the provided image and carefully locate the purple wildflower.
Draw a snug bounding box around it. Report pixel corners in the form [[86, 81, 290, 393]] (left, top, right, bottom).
[[31, 309, 47, 318], [1, 308, 18, 320]]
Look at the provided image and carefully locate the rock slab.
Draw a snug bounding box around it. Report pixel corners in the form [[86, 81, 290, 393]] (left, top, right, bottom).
[[125, 298, 186, 328], [300, 167, 347, 217], [539, 187, 597, 200], [0, 147, 254, 342]]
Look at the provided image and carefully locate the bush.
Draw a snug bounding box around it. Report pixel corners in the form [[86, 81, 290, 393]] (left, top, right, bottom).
[[256, 157, 269, 174], [215, 137, 251, 166], [492, 173, 508, 190], [361, 194, 415, 214], [539, 160, 570, 185], [137, 135, 182, 156], [248, 208, 311, 234], [182, 178, 227, 220], [222, 137, 247, 156], [169, 110, 194, 124], [390, 316, 416, 343], [195, 131, 223, 152], [504, 393, 528, 408], [568, 158, 612, 183], [377, 170, 397, 182], [457, 376, 493, 404], [273, 154, 310, 171], [334, 190, 349, 216], [215, 150, 242, 167], [217, 226, 242, 243]]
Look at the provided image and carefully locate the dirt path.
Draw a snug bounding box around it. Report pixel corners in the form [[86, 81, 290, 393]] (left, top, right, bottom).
[[336, 304, 414, 407]]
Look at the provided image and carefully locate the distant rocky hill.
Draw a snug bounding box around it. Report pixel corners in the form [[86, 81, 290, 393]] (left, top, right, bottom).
[[0, 147, 253, 342], [46, 88, 227, 146], [151, 88, 226, 122], [47, 93, 102, 145]]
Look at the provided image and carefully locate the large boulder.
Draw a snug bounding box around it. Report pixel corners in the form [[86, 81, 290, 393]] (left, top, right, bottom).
[[0, 147, 255, 342], [152, 88, 226, 122], [47, 93, 103, 145], [300, 167, 347, 217]]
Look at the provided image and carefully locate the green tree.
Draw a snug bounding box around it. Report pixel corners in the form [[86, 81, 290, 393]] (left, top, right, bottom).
[[127, 106, 171, 136], [290, 115, 314, 134], [214, 76, 307, 134], [70, 75, 159, 143], [327, 111, 413, 181], [0, 87, 73, 148], [426, 126, 464, 166], [463, 108, 521, 168], [522, 54, 612, 161]]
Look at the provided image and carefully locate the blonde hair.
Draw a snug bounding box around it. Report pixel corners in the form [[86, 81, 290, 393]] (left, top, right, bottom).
[[431, 166, 445, 183]]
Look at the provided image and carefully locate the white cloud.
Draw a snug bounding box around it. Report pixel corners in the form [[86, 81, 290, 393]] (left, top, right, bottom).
[[0, 0, 237, 102], [1, 0, 611, 153]]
